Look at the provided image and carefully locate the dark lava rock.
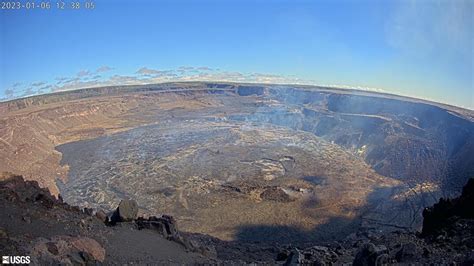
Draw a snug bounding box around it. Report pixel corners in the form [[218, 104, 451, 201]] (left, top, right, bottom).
[[395, 242, 418, 262], [135, 215, 197, 251], [106, 211, 117, 225], [353, 243, 388, 266], [21, 215, 31, 224], [422, 178, 474, 236], [135, 215, 178, 239], [276, 249, 290, 261], [67, 252, 85, 265], [31, 235, 106, 264], [45, 242, 59, 255], [82, 207, 94, 216], [107, 199, 139, 224], [95, 210, 107, 222], [284, 249, 303, 265], [0, 227, 7, 238], [117, 199, 138, 222], [67, 250, 100, 266], [463, 251, 474, 266], [0, 173, 59, 208], [79, 250, 96, 264]]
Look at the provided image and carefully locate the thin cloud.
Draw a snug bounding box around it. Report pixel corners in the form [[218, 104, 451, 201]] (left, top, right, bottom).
[[109, 74, 144, 84], [39, 84, 53, 91], [52, 80, 106, 92], [323, 84, 386, 93], [37, 85, 53, 94], [77, 70, 91, 77], [136, 67, 161, 76], [55, 77, 69, 82], [197, 66, 213, 71], [64, 77, 81, 84], [5, 88, 14, 97], [4, 66, 392, 102], [136, 67, 175, 77], [5, 66, 314, 100], [386, 0, 473, 57], [96, 66, 113, 73], [21, 87, 35, 97], [178, 66, 195, 71], [31, 81, 46, 87]]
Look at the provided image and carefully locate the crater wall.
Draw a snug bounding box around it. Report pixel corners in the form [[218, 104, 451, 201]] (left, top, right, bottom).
[[1, 82, 472, 242]]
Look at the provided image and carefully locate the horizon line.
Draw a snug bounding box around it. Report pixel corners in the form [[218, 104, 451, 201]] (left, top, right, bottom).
[[1, 80, 473, 112]]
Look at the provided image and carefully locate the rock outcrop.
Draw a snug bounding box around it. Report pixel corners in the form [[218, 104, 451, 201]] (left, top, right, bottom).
[[135, 215, 198, 251], [106, 199, 139, 224], [117, 199, 139, 221], [31, 236, 105, 264], [422, 178, 474, 236], [353, 243, 389, 266]]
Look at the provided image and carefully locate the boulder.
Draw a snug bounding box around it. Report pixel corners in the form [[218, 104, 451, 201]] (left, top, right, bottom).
[[284, 249, 303, 266], [395, 242, 418, 262], [31, 235, 105, 264], [353, 243, 388, 266], [106, 199, 139, 225], [70, 237, 106, 262], [105, 199, 139, 225], [117, 199, 138, 222]]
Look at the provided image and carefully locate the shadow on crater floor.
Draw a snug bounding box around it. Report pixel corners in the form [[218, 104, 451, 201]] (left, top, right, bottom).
[[233, 184, 439, 244], [234, 216, 359, 244]]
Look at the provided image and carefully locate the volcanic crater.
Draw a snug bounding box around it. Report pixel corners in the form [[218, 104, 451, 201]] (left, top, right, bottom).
[[1, 82, 473, 244]]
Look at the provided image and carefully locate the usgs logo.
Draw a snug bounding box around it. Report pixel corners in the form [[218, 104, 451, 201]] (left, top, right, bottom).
[[2, 256, 30, 264]]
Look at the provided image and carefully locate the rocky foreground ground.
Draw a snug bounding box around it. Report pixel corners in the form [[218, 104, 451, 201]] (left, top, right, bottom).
[[0, 172, 473, 265]]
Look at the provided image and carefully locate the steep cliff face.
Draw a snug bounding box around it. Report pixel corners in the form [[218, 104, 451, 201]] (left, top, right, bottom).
[[262, 87, 474, 194], [325, 94, 473, 184], [0, 83, 236, 114], [0, 99, 132, 195], [236, 85, 266, 96]]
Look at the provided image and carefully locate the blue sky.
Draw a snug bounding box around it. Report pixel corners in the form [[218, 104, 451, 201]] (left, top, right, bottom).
[[1, 0, 473, 109]]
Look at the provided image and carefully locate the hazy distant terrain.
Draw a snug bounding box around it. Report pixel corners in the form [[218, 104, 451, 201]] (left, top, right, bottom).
[[1, 82, 473, 243]]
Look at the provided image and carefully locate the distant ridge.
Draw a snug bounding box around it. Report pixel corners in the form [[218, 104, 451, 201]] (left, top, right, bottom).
[[2, 82, 473, 122]]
